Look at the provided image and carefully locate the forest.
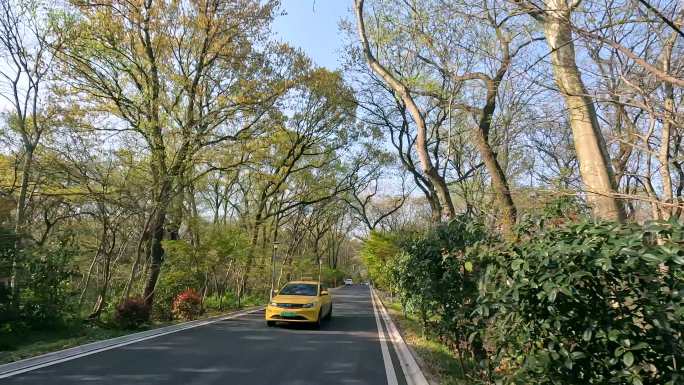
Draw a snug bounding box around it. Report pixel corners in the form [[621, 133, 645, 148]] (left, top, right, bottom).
[[0, 0, 682, 383]]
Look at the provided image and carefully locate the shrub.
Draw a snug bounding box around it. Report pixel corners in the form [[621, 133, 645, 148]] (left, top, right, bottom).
[[172, 289, 202, 320], [17, 242, 77, 329], [240, 293, 266, 307], [204, 293, 237, 311], [477, 221, 684, 385], [369, 216, 684, 385], [388, 217, 490, 370], [115, 297, 150, 329]]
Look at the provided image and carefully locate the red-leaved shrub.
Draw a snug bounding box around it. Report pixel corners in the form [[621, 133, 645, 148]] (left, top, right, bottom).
[[115, 297, 150, 329], [171, 289, 202, 320]]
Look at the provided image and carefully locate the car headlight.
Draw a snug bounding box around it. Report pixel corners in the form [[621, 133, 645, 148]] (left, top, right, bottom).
[[301, 302, 316, 308], [269, 302, 278, 307]]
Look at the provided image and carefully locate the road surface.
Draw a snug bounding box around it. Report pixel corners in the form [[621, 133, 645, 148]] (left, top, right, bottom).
[[1, 285, 409, 385]]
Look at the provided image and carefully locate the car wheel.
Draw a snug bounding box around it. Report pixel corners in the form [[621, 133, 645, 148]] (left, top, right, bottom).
[[266, 321, 275, 327]]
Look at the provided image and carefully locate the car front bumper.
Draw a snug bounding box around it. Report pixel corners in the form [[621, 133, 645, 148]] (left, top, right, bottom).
[[265, 305, 320, 322]]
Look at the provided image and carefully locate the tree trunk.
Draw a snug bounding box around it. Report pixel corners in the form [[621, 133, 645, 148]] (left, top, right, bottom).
[[11, 145, 34, 298], [472, 79, 518, 239], [659, 32, 677, 219], [542, 1, 624, 222], [90, 231, 115, 319], [142, 181, 172, 307], [354, 0, 455, 220]]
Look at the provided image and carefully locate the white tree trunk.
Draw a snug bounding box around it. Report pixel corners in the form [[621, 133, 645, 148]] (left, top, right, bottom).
[[543, 0, 624, 221]]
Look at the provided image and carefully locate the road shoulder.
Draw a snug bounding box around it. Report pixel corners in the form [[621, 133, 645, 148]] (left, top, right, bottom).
[[371, 288, 430, 385]]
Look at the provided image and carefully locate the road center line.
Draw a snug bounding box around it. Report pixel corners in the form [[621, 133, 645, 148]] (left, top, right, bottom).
[[370, 286, 399, 385]]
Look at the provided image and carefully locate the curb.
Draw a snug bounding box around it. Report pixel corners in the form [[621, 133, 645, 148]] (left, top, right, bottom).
[[0, 306, 264, 379], [371, 288, 430, 385]]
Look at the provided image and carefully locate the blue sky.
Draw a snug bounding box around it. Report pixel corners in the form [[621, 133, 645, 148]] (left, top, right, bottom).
[[272, 0, 352, 70]]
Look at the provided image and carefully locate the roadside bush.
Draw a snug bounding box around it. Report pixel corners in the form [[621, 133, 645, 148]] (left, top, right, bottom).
[[204, 293, 237, 311], [367, 214, 684, 385], [172, 289, 202, 320], [240, 292, 267, 307], [388, 216, 490, 372], [154, 264, 204, 319], [10, 241, 77, 330], [476, 221, 684, 385], [154, 240, 205, 320], [115, 297, 150, 329]]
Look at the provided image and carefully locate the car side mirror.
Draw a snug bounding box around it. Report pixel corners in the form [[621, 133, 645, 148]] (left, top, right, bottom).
[[272, 289, 278, 295], [321, 290, 329, 296]]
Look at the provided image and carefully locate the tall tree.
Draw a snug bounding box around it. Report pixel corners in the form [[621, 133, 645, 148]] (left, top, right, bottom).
[[354, 0, 456, 221], [514, 0, 625, 221], [0, 0, 60, 296], [58, 0, 288, 306]]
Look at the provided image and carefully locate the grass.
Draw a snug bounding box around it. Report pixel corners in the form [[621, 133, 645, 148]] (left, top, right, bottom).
[[0, 323, 131, 365], [382, 296, 470, 385]]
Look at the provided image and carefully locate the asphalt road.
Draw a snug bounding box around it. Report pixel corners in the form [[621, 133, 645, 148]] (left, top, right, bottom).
[[2, 285, 409, 385]]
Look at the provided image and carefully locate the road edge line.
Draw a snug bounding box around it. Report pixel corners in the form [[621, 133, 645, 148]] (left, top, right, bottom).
[[370, 285, 399, 385], [372, 288, 430, 385], [0, 306, 264, 379]]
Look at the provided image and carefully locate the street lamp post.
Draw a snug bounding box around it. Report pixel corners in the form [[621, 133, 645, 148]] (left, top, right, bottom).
[[270, 242, 279, 301], [317, 257, 322, 285]]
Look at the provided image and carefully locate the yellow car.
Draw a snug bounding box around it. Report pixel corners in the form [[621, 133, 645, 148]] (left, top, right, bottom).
[[265, 281, 332, 328]]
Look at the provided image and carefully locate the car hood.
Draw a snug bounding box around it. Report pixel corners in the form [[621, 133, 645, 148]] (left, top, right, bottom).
[[272, 295, 318, 304]]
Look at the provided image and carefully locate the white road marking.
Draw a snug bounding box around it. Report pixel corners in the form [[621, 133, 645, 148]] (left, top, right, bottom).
[[372, 288, 430, 385], [370, 286, 399, 385], [0, 308, 264, 379]]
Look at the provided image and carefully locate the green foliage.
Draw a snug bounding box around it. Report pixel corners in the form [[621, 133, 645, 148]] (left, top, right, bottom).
[[360, 231, 404, 289], [388, 217, 490, 366], [320, 266, 348, 287], [240, 293, 266, 307], [154, 240, 206, 319], [153, 267, 203, 320], [155, 226, 251, 319], [17, 242, 77, 329], [0, 231, 78, 350], [367, 217, 684, 385], [203, 293, 237, 311], [477, 220, 684, 385]]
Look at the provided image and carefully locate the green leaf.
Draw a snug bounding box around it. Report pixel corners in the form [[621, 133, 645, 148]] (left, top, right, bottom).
[[623, 352, 634, 367], [582, 328, 592, 341], [464, 261, 473, 272], [511, 259, 524, 271], [641, 253, 662, 264]]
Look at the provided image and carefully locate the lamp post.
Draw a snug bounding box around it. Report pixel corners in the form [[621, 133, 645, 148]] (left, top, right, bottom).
[[317, 257, 322, 285], [270, 242, 279, 301]]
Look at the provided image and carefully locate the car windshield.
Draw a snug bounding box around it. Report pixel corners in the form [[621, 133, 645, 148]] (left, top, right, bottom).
[[279, 283, 318, 296]]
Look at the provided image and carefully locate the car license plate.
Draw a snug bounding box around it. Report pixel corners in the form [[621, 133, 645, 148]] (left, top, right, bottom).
[[281, 311, 297, 318]]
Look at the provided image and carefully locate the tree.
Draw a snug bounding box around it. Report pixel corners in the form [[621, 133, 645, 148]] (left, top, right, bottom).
[[0, 0, 60, 298], [513, 0, 626, 221], [57, 0, 289, 306], [354, 0, 456, 221]]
